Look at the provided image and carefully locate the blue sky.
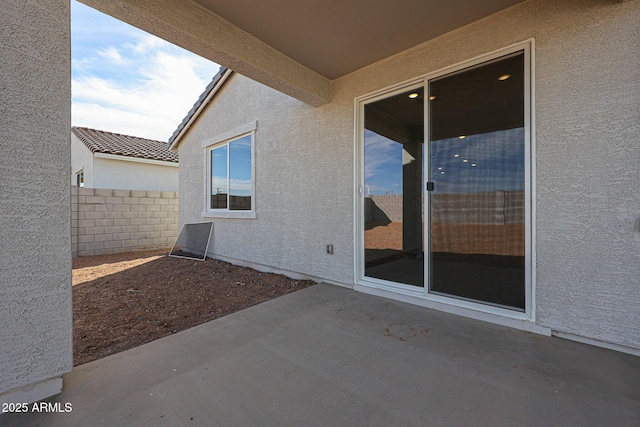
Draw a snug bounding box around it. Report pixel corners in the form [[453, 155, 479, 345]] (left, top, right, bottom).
[[363, 130, 404, 196], [71, 1, 220, 141]]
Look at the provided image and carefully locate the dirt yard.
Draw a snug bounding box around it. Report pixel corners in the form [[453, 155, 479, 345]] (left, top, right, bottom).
[[72, 250, 315, 366]]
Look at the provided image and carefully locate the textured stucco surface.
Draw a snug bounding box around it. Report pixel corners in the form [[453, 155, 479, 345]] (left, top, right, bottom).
[[178, 0, 639, 350], [0, 0, 73, 397], [527, 1, 640, 350], [179, 73, 353, 284]]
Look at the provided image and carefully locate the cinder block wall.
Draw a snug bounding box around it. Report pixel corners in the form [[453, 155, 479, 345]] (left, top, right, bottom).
[[366, 192, 525, 225], [71, 186, 178, 257]]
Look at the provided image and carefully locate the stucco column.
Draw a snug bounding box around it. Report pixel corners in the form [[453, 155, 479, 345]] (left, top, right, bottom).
[[0, 0, 73, 404]]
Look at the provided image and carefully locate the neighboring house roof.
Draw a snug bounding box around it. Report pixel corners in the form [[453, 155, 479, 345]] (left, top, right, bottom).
[[168, 66, 232, 150], [72, 127, 178, 163]]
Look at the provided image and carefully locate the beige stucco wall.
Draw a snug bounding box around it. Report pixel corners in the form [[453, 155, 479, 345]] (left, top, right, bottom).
[[0, 0, 72, 402], [179, 0, 640, 351], [179, 73, 352, 284]]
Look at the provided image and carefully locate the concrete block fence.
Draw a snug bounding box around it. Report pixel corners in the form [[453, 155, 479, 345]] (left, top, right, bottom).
[[71, 186, 178, 257], [365, 191, 525, 225]]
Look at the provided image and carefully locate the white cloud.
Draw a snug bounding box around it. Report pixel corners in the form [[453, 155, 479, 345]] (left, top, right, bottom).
[[229, 179, 253, 194], [72, 102, 173, 141], [72, 33, 219, 141], [97, 46, 126, 65], [363, 130, 402, 179]]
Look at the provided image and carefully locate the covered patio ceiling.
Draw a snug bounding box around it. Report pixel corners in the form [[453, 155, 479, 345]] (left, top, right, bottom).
[[79, 0, 526, 106], [192, 0, 527, 80]]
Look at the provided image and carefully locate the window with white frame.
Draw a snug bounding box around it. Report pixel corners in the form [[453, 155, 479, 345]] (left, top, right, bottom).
[[203, 121, 256, 217], [76, 170, 84, 188]]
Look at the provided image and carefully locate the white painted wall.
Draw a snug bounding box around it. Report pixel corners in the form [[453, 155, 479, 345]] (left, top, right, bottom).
[[70, 132, 95, 188], [179, 0, 640, 351], [70, 133, 178, 191], [93, 156, 178, 192], [0, 0, 72, 403], [71, 133, 178, 192]]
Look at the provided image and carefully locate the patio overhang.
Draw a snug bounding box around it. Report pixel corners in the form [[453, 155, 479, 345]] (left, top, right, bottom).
[[78, 0, 528, 106], [78, 0, 331, 107]]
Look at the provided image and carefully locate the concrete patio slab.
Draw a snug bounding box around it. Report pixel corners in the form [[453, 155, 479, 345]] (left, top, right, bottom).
[[2, 283, 639, 426]]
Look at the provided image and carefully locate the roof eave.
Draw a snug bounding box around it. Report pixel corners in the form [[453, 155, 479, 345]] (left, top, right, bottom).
[[168, 67, 233, 151], [93, 152, 179, 166]]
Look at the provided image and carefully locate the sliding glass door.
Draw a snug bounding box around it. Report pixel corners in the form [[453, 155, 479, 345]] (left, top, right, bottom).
[[363, 87, 424, 288], [428, 51, 526, 311], [360, 46, 529, 313]]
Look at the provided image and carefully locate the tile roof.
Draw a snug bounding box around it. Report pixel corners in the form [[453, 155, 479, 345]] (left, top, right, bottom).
[[168, 66, 229, 147], [72, 127, 178, 163]]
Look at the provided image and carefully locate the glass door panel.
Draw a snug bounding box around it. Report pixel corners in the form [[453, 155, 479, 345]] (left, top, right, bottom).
[[428, 52, 526, 310], [363, 88, 424, 287]]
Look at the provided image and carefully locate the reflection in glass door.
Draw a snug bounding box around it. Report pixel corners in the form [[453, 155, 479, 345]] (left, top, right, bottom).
[[363, 88, 424, 287], [428, 51, 526, 310]]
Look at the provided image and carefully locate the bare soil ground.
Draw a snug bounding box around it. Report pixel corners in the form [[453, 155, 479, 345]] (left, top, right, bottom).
[[72, 250, 315, 366]]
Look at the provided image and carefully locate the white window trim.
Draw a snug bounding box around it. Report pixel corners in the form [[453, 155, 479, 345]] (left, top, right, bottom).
[[75, 169, 85, 188], [353, 39, 541, 332], [202, 120, 257, 219]]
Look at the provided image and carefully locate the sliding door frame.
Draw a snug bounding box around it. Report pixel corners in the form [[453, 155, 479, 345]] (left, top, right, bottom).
[[355, 79, 426, 297], [354, 39, 537, 326]]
